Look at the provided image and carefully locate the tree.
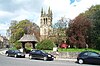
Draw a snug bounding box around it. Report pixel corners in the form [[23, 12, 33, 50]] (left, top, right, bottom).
[[53, 17, 69, 45], [89, 9, 100, 49], [7, 19, 39, 47], [68, 14, 91, 48], [36, 39, 55, 50], [31, 23, 40, 41], [83, 5, 100, 49]]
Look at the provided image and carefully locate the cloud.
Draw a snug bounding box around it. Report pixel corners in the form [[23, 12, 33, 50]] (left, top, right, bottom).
[[0, 0, 100, 36], [0, 11, 13, 17], [0, 24, 9, 30], [0, 23, 9, 36], [68, 0, 100, 19]]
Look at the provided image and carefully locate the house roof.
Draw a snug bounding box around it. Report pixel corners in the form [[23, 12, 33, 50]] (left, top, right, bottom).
[[19, 34, 38, 42]]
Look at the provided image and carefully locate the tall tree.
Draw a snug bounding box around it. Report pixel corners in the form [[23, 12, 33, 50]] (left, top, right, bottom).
[[84, 5, 100, 49], [31, 23, 40, 41], [89, 8, 100, 49], [68, 14, 91, 48], [7, 19, 39, 45], [53, 17, 69, 45]]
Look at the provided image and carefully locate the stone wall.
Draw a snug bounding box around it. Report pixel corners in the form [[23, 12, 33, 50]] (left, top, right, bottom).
[[50, 51, 81, 59]]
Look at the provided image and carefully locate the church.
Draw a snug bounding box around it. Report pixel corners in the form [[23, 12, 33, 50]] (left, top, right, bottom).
[[40, 7, 53, 41], [19, 7, 54, 50]]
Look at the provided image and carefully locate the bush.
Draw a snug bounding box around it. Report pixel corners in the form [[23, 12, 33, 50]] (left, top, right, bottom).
[[14, 41, 22, 49], [9, 47, 17, 50], [36, 39, 55, 50]]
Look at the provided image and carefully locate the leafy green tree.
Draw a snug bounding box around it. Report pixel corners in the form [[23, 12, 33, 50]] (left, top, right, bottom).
[[84, 5, 100, 18], [82, 5, 100, 49], [7, 19, 39, 47], [71, 5, 100, 49], [36, 39, 55, 50], [89, 9, 100, 49], [53, 17, 69, 45], [14, 41, 22, 49]]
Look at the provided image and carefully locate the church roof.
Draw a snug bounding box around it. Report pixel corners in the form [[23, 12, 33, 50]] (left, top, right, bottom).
[[19, 34, 38, 42]]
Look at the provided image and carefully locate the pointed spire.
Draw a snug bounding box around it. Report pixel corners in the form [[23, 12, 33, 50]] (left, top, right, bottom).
[[48, 6, 52, 18], [50, 10, 52, 17], [44, 11, 46, 16], [48, 6, 50, 12], [48, 6, 51, 16], [41, 8, 43, 16]]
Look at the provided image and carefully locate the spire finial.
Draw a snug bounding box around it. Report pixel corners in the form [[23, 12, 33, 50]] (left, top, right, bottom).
[[41, 8, 43, 16], [48, 6, 50, 14]]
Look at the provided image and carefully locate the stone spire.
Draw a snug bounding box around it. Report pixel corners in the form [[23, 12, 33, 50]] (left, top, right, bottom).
[[48, 7, 52, 18], [41, 8, 43, 17], [48, 6, 51, 17]]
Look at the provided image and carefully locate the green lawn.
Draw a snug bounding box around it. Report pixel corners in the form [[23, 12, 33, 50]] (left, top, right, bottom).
[[58, 48, 100, 52], [9, 47, 100, 53], [44, 48, 100, 53]]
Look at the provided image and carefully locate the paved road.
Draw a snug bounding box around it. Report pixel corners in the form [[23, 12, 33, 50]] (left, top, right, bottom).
[[0, 54, 98, 66]]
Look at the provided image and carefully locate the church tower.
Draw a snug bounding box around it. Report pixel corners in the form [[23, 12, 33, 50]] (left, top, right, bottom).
[[40, 7, 53, 41]]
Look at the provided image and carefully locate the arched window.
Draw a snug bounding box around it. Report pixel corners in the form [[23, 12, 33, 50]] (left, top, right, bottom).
[[46, 18, 47, 24], [44, 18, 45, 24]]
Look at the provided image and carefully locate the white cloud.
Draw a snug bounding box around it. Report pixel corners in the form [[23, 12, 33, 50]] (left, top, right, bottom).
[[0, 0, 100, 36], [44, 0, 70, 12], [43, 0, 100, 20], [0, 11, 13, 17], [43, 0, 71, 24], [12, 0, 31, 4], [0, 23, 9, 30], [67, 0, 100, 19], [11, 8, 41, 25], [12, 9, 31, 21]]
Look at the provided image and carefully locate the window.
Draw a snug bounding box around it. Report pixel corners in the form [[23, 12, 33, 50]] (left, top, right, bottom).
[[32, 50, 35, 53], [89, 52, 99, 56], [35, 50, 42, 54], [44, 18, 45, 24], [83, 52, 88, 56], [46, 18, 47, 24], [15, 50, 20, 53]]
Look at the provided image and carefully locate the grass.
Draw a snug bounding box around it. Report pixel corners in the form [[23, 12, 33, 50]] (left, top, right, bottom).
[[43, 50, 53, 53], [43, 48, 100, 53], [58, 48, 100, 52], [8, 47, 100, 53]]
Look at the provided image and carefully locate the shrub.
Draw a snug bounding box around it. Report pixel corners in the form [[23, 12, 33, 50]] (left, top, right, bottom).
[[36, 39, 55, 50], [9, 47, 17, 50], [14, 41, 22, 49]]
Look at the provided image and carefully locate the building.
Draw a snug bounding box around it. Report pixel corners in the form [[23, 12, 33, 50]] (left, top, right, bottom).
[[0, 35, 3, 48], [40, 7, 53, 41], [19, 34, 38, 49], [0, 35, 9, 48]]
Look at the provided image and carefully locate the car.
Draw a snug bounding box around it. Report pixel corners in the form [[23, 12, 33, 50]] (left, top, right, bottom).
[[5, 50, 25, 58], [29, 50, 54, 61], [77, 51, 100, 65]]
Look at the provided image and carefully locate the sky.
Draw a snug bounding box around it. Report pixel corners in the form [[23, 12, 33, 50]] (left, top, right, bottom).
[[0, 0, 100, 36]]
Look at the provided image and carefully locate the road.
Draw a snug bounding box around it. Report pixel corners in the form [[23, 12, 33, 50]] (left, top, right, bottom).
[[0, 54, 98, 66]]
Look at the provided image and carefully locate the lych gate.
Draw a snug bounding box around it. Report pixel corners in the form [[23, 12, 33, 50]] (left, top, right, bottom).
[[19, 34, 38, 52]]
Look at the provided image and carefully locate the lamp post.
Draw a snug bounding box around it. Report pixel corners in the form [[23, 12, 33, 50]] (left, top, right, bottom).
[[86, 36, 89, 49]]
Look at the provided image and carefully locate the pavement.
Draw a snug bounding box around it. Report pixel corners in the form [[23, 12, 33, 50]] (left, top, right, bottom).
[[0, 48, 8, 55], [0, 48, 77, 62]]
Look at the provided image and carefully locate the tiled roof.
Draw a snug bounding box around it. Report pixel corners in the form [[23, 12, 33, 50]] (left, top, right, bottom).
[[19, 34, 38, 42]]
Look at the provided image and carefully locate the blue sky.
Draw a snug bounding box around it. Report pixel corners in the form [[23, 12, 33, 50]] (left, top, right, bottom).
[[0, 0, 100, 36]]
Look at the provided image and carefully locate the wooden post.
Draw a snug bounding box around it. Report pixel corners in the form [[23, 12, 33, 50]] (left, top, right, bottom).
[[32, 42, 36, 49], [22, 42, 25, 52]]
